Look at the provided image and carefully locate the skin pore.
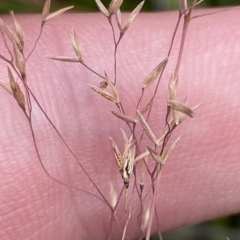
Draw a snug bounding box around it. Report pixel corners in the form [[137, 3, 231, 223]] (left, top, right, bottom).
[[0, 9, 240, 240]]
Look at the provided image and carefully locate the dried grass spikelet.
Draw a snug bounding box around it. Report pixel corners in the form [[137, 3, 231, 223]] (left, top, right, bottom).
[[168, 74, 178, 100], [120, 128, 128, 144], [161, 135, 182, 164], [195, 0, 204, 7], [42, 0, 73, 22], [122, 143, 135, 188], [168, 99, 194, 118], [134, 150, 150, 163], [108, 0, 123, 17], [179, 0, 188, 12], [8, 67, 25, 111], [140, 98, 153, 116], [13, 42, 25, 76], [110, 131, 135, 188], [44, 6, 74, 22], [42, 0, 51, 20], [112, 111, 137, 124], [146, 146, 164, 165], [137, 110, 158, 145], [104, 72, 119, 102], [168, 74, 194, 125], [69, 28, 83, 62], [89, 85, 116, 102], [0, 19, 22, 51], [10, 11, 24, 48], [110, 137, 122, 173], [89, 72, 119, 103], [121, 1, 145, 33], [168, 75, 180, 125], [0, 80, 13, 95], [142, 57, 168, 88], [116, 9, 122, 31], [47, 56, 80, 62], [94, 0, 109, 17]]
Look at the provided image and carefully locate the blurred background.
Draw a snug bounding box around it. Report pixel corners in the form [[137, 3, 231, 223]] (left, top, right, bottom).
[[0, 0, 240, 13], [0, 0, 239, 239]]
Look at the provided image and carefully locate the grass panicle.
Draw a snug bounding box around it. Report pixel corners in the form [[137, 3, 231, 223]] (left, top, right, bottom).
[[0, 0, 230, 239]]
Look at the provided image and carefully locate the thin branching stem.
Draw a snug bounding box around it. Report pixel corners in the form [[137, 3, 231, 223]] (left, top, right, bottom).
[[81, 61, 105, 79], [174, 17, 190, 77], [108, 17, 117, 45], [145, 165, 163, 240], [26, 23, 44, 62], [154, 206, 163, 240], [107, 211, 114, 240], [25, 84, 111, 208], [24, 111, 105, 203], [113, 34, 124, 85]]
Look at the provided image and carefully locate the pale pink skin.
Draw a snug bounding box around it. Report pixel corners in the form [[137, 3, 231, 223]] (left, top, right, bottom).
[[0, 9, 240, 240]]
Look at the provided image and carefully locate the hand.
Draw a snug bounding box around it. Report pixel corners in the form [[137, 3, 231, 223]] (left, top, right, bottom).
[[0, 9, 239, 239]]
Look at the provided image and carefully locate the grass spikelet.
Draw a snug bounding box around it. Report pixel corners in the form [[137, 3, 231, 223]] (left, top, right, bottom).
[[142, 57, 168, 88], [116, 9, 122, 31], [112, 111, 137, 124], [146, 146, 164, 164], [42, 0, 51, 20], [121, 1, 145, 33], [8, 67, 25, 111], [13, 42, 25, 76], [0, 19, 22, 50], [89, 84, 118, 102], [47, 55, 80, 62], [140, 98, 153, 115], [108, 0, 123, 16], [10, 11, 24, 47], [162, 135, 182, 164], [168, 99, 194, 118], [137, 110, 158, 145], [69, 28, 83, 62], [43, 6, 74, 22], [0, 81, 12, 95], [94, 0, 109, 17]]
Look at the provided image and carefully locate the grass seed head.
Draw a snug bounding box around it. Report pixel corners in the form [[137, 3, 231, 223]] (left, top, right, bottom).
[[69, 28, 83, 62], [122, 1, 145, 33], [142, 57, 168, 88], [8, 67, 25, 111], [10, 11, 24, 47], [137, 110, 157, 145], [94, 0, 109, 17], [43, 6, 74, 22], [0, 19, 22, 51], [13, 42, 25, 77], [108, 0, 123, 17]]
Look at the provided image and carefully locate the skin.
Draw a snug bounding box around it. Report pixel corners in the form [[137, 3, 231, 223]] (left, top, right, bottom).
[[0, 9, 240, 240]]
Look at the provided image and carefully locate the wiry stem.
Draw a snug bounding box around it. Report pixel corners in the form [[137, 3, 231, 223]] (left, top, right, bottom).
[[113, 35, 124, 85], [108, 16, 124, 86], [81, 61, 105, 79], [145, 165, 163, 240], [25, 84, 112, 208], [25, 110, 105, 203], [26, 22, 44, 62], [174, 15, 190, 77]]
